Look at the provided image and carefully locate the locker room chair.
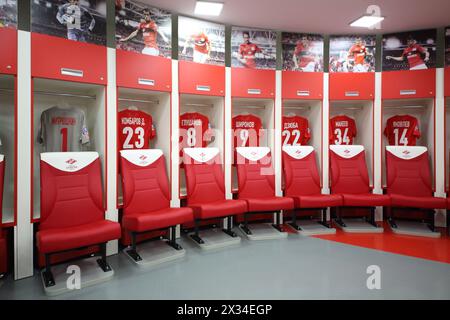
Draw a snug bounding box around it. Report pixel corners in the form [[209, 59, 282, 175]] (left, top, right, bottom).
[[282, 146, 342, 230], [330, 145, 390, 227], [236, 147, 294, 235], [36, 152, 121, 287], [183, 148, 247, 244], [120, 149, 193, 261], [0, 155, 6, 275], [386, 146, 446, 231]]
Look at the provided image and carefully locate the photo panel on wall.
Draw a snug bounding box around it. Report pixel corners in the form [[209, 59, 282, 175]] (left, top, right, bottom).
[[329, 35, 376, 73], [281, 32, 324, 72], [178, 16, 225, 66], [231, 26, 277, 70], [116, 0, 171, 58], [0, 0, 17, 29], [382, 29, 437, 71], [31, 0, 107, 46]]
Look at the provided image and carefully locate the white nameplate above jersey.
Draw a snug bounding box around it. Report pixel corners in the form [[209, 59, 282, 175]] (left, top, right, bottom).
[[386, 146, 427, 160], [41, 152, 99, 172], [120, 149, 163, 167], [184, 147, 220, 163], [330, 145, 365, 158], [282, 145, 314, 160], [236, 147, 271, 161]]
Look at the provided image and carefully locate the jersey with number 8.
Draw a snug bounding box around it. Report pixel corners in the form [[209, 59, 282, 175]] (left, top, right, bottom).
[[118, 109, 156, 150]]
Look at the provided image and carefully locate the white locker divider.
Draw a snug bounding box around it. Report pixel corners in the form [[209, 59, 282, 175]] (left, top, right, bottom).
[[171, 60, 180, 208], [322, 73, 330, 194], [0, 75, 16, 226], [275, 70, 282, 197], [435, 68, 446, 227], [106, 47, 118, 255]]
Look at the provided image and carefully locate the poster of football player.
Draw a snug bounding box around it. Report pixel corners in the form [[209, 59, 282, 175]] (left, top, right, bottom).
[[382, 29, 437, 71], [0, 0, 16, 29], [178, 16, 225, 66], [231, 27, 277, 70], [116, 0, 171, 58], [329, 35, 376, 72], [445, 27, 450, 67], [31, 0, 107, 46], [282, 32, 324, 72]]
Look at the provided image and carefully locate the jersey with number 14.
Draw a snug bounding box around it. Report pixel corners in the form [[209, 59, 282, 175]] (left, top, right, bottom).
[[118, 109, 156, 150], [384, 115, 420, 146], [329, 115, 357, 145]]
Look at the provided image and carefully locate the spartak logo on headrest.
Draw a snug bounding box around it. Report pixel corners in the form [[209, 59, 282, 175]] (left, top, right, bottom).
[[402, 150, 411, 158], [199, 152, 206, 161], [138, 154, 149, 165], [295, 150, 302, 155], [65, 158, 78, 170]]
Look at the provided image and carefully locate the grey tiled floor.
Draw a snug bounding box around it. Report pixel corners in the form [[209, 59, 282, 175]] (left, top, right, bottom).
[[1, 232, 449, 300]]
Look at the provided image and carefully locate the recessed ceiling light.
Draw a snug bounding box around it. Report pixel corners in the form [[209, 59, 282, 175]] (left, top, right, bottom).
[[350, 15, 384, 28], [194, 1, 224, 16]]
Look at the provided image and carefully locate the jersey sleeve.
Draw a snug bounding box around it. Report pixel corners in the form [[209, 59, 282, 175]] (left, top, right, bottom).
[[413, 118, 421, 138], [80, 111, 90, 145], [351, 119, 357, 139], [329, 121, 334, 144], [304, 120, 311, 143]]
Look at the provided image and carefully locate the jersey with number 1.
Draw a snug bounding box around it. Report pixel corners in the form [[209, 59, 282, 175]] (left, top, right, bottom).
[[384, 115, 420, 146], [118, 109, 156, 150], [179, 112, 212, 156], [282, 115, 311, 145], [329, 115, 357, 145]]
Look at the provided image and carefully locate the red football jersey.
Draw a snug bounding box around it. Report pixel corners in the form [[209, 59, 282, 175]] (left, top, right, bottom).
[[232, 114, 263, 148], [239, 42, 262, 68], [403, 44, 426, 69], [193, 32, 210, 54], [282, 115, 311, 146], [329, 115, 357, 145], [348, 44, 367, 65], [118, 109, 156, 150], [384, 115, 420, 146], [139, 21, 158, 49], [179, 112, 212, 156]]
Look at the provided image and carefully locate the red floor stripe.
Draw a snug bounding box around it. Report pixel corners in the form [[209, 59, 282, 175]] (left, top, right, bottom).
[[310, 222, 450, 264]]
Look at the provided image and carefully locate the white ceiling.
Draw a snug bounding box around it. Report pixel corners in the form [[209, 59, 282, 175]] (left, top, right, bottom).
[[142, 0, 450, 34]]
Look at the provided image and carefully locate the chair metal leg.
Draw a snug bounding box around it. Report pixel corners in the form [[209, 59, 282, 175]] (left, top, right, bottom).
[[190, 220, 205, 244], [289, 210, 300, 230], [126, 232, 143, 262], [222, 216, 237, 237], [319, 208, 332, 228], [167, 226, 183, 250], [42, 254, 55, 287], [240, 213, 252, 235], [97, 243, 113, 272]]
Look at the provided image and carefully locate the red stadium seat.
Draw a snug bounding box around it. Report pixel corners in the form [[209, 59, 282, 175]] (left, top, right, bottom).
[[0, 155, 6, 275], [386, 146, 446, 230], [282, 146, 342, 229], [183, 148, 247, 244], [330, 145, 390, 227], [236, 147, 294, 235], [120, 149, 193, 261], [36, 152, 121, 287]]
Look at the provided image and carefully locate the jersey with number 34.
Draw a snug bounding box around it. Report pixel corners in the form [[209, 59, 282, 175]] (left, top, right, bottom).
[[118, 109, 156, 150], [329, 115, 357, 145]]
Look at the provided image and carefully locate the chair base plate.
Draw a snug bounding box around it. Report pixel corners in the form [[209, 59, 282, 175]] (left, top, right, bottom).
[[239, 223, 288, 241], [123, 239, 186, 268], [190, 228, 241, 251], [41, 256, 114, 297], [335, 218, 384, 233], [292, 220, 337, 236], [389, 220, 441, 238]]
